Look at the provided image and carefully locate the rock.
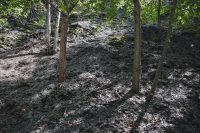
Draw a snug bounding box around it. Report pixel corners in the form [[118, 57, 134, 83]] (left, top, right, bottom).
[[107, 34, 134, 48], [107, 35, 125, 48], [184, 71, 193, 79]]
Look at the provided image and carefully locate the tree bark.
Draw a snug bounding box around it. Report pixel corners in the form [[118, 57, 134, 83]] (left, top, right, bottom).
[[146, 0, 177, 101], [58, 0, 78, 83], [59, 13, 68, 83], [46, 0, 51, 54], [133, 0, 142, 93], [131, 1, 177, 131], [157, 0, 162, 40], [54, 10, 61, 48]]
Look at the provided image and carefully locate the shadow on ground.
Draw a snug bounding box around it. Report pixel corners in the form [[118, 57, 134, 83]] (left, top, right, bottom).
[[0, 27, 200, 133]]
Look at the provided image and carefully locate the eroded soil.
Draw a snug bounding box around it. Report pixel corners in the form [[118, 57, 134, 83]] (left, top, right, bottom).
[[0, 23, 200, 133]]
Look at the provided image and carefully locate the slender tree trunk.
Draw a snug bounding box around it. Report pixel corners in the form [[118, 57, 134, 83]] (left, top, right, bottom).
[[157, 0, 162, 40], [59, 13, 68, 82], [133, 0, 142, 93], [54, 10, 61, 48], [146, 0, 177, 101], [131, 1, 177, 131], [46, 0, 51, 54]]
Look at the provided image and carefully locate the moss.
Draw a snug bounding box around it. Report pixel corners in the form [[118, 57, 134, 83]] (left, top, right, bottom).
[[107, 35, 134, 48], [108, 35, 125, 48]]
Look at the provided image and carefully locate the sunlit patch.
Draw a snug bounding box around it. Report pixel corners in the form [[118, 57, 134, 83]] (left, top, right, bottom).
[[60, 81, 81, 91], [64, 117, 84, 127], [170, 88, 187, 100], [41, 88, 53, 96], [0, 57, 37, 81], [139, 113, 173, 132], [128, 96, 146, 104], [54, 103, 62, 110], [89, 56, 98, 60], [184, 71, 193, 77], [96, 77, 111, 84], [79, 72, 96, 79], [148, 68, 156, 73], [98, 91, 115, 103], [193, 73, 200, 82], [140, 83, 151, 94], [172, 108, 184, 119], [72, 117, 84, 125], [113, 84, 130, 96], [31, 85, 55, 102], [31, 93, 41, 102], [161, 83, 189, 103], [31, 124, 47, 133], [168, 73, 176, 80], [64, 110, 76, 117]]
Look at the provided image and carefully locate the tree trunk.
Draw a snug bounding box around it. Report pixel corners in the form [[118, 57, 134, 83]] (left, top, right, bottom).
[[157, 0, 162, 40], [46, 0, 51, 54], [133, 0, 142, 93], [146, 0, 177, 101], [54, 10, 61, 49], [59, 13, 68, 83]]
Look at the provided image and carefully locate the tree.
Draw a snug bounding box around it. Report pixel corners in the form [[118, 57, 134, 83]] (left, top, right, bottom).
[[132, 0, 142, 93], [146, 0, 177, 101], [58, 0, 79, 82], [54, 1, 61, 48], [131, 1, 178, 130], [45, 0, 51, 55], [157, 0, 162, 40], [59, 13, 68, 82]]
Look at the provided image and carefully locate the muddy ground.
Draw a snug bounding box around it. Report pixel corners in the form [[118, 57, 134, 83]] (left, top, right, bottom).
[[0, 22, 200, 133]]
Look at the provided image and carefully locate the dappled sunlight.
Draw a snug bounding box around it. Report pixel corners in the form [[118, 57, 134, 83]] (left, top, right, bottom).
[[30, 124, 47, 133], [138, 113, 174, 132], [0, 0, 199, 131], [78, 72, 96, 79], [31, 83, 56, 102], [128, 95, 146, 105], [0, 57, 37, 81], [96, 76, 112, 85]]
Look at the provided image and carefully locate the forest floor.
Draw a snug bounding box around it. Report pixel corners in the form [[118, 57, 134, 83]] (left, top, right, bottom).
[[0, 22, 200, 133]]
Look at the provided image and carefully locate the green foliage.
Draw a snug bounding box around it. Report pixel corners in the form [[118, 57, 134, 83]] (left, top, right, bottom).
[[140, 0, 199, 32], [141, 0, 157, 24], [34, 15, 45, 27], [0, 0, 199, 32], [0, 0, 37, 18], [59, 0, 79, 14], [75, 0, 133, 24], [176, 0, 200, 32], [0, 19, 8, 27]]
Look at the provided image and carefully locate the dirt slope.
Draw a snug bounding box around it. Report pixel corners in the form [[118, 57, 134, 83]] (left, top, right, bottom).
[[0, 24, 200, 133]]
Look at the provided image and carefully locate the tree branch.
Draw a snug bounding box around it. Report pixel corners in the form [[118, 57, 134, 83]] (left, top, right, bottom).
[[41, 0, 68, 17]]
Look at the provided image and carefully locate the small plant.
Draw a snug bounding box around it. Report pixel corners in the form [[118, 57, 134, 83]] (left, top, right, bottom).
[[34, 16, 45, 27], [0, 19, 8, 27]]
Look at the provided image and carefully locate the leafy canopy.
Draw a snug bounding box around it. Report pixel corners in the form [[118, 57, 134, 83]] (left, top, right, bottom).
[[0, 0, 199, 31]]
